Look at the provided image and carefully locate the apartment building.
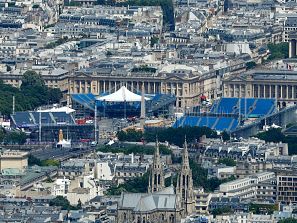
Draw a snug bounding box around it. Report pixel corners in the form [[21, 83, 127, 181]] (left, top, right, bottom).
[[277, 171, 297, 204], [219, 172, 276, 200]]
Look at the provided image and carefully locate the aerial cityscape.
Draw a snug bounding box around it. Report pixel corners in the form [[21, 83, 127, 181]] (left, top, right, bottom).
[[1, 0, 297, 222]]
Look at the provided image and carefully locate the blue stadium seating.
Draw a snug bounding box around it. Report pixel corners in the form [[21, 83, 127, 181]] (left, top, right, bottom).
[[173, 98, 276, 132], [229, 119, 239, 131], [11, 112, 34, 126], [210, 99, 220, 113], [32, 112, 53, 124], [209, 98, 276, 117], [173, 116, 239, 132], [52, 112, 74, 124], [173, 117, 185, 128], [199, 117, 217, 128], [212, 98, 239, 114], [11, 111, 75, 127], [214, 117, 233, 131], [183, 116, 199, 127], [250, 99, 275, 116], [72, 94, 96, 110], [239, 98, 255, 116]]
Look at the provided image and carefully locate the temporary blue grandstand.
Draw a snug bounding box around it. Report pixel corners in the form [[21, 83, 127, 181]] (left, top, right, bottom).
[[173, 97, 276, 132], [173, 116, 238, 132], [72, 94, 97, 110], [11, 111, 75, 128], [210, 97, 276, 118]]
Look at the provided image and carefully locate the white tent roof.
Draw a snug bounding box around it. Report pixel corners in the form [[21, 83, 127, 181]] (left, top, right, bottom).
[[38, 106, 75, 114], [97, 86, 150, 102]]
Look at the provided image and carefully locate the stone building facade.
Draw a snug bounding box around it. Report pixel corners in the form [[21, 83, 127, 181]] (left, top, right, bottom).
[[223, 69, 297, 107]]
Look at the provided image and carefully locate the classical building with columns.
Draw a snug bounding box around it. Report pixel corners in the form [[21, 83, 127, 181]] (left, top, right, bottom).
[[288, 33, 297, 58], [223, 69, 297, 107], [69, 67, 207, 111], [68, 61, 246, 111]]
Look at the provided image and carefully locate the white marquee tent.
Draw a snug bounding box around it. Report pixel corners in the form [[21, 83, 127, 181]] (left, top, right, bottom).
[[97, 86, 150, 102]]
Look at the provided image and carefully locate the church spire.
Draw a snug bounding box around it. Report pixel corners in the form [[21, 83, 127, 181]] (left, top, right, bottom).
[[148, 138, 165, 193], [154, 138, 160, 163], [177, 136, 195, 215], [182, 136, 190, 169]]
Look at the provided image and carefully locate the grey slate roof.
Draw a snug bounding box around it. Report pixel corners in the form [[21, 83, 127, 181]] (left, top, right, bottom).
[[119, 186, 177, 212]]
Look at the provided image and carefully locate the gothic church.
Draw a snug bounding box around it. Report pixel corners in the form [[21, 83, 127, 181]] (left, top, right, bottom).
[[117, 139, 195, 223]]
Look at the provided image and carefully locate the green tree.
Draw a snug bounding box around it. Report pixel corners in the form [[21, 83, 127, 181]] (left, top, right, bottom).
[[48, 88, 63, 104], [249, 203, 278, 214], [106, 51, 112, 57], [77, 199, 82, 209], [246, 61, 256, 70], [0, 127, 5, 143], [6, 65, 11, 72], [150, 36, 159, 47], [4, 131, 27, 144], [41, 159, 60, 167], [256, 128, 284, 143], [0, 71, 62, 116], [97, 144, 172, 155], [218, 158, 236, 166], [279, 218, 297, 223], [49, 196, 75, 210], [21, 71, 45, 89], [211, 206, 233, 217], [221, 130, 230, 141], [144, 126, 217, 147], [267, 43, 289, 61], [117, 129, 143, 142], [190, 159, 236, 191], [28, 154, 42, 166], [106, 172, 149, 195]]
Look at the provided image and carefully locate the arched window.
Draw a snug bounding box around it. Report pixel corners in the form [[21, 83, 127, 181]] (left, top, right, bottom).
[[142, 216, 146, 223], [169, 214, 175, 223], [123, 213, 127, 222]]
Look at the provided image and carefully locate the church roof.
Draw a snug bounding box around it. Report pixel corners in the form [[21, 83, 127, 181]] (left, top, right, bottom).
[[119, 187, 177, 212]]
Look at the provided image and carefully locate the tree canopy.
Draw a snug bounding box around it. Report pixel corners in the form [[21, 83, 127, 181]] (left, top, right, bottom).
[[3, 131, 27, 144], [28, 155, 60, 167], [257, 128, 285, 143], [211, 206, 233, 217], [249, 203, 278, 215], [97, 144, 172, 155], [279, 218, 297, 223], [256, 128, 297, 155], [267, 43, 289, 61], [246, 61, 256, 70], [0, 127, 27, 144], [106, 172, 149, 195], [0, 71, 62, 116], [117, 126, 218, 147], [49, 196, 79, 210]]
